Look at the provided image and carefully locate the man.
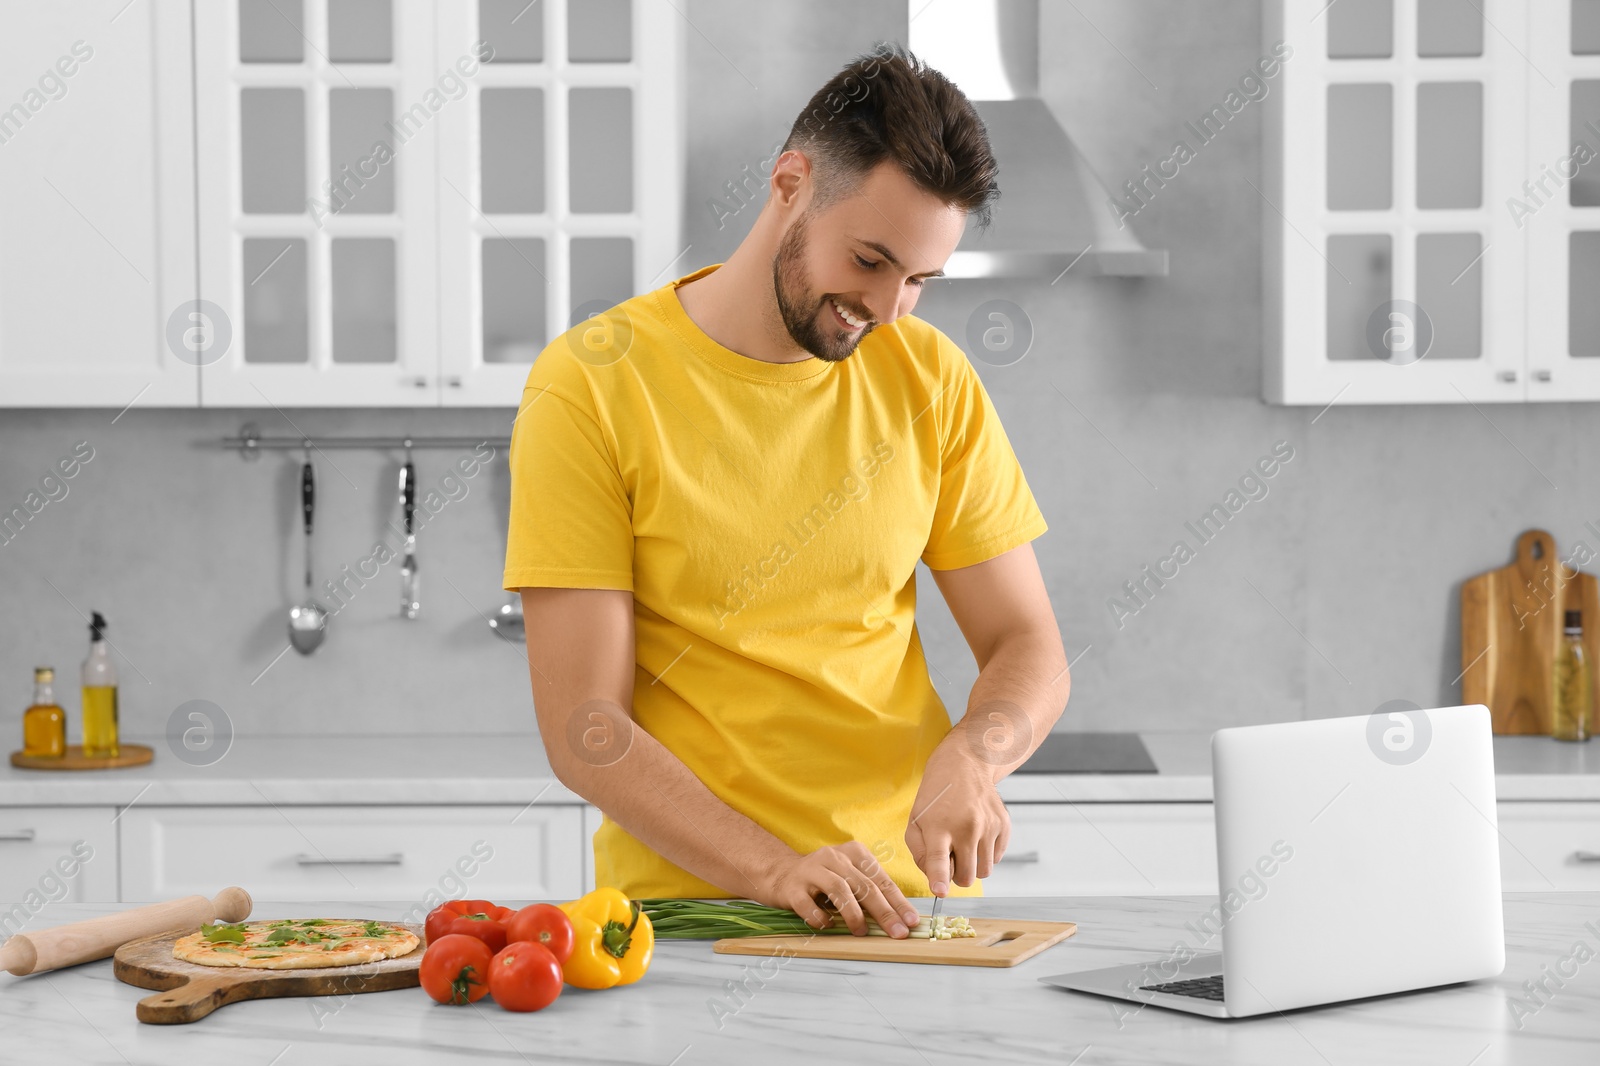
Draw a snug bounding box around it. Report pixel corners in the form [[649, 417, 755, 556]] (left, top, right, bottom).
[[504, 46, 1068, 939]]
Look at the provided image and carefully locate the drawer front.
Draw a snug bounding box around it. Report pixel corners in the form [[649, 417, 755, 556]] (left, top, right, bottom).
[[581, 805, 602, 893], [0, 806, 119, 910], [119, 806, 584, 905], [984, 803, 1217, 896], [1497, 802, 1600, 891]]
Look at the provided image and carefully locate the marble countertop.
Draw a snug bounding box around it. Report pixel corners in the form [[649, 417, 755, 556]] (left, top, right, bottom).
[[1, 894, 1593, 1065], [2, 732, 1597, 807], [0, 733, 583, 808]]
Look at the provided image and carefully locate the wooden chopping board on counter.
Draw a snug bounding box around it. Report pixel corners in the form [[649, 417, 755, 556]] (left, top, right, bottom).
[[1461, 529, 1600, 734], [714, 917, 1076, 968], [113, 924, 425, 1024]]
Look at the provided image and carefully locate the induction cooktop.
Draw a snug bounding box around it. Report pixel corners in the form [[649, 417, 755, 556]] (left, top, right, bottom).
[[1016, 732, 1158, 774]]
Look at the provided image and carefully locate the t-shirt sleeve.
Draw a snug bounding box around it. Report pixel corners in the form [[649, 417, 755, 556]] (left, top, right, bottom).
[[503, 373, 634, 592], [920, 331, 1048, 571]]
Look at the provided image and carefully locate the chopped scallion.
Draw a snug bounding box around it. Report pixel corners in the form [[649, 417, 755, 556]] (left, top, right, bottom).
[[637, 899, 974, 940]]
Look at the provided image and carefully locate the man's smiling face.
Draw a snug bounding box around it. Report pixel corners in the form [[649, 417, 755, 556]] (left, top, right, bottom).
[[772, 161, 969, 363]]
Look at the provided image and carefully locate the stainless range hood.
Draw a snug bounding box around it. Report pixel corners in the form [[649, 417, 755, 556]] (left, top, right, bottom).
[[908, 0, 1168, 279]]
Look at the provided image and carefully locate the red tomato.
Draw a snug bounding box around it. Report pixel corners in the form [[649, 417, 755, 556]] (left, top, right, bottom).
[[488, 942, 564, 1013], [504, 904, 575, 965], [420, 934, 493, 1005], [425, 900, 515, 954]]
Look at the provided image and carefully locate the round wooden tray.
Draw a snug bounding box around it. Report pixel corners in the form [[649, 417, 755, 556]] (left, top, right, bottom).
[[9, 744, 154, 770], [115, 922, 426, 1024]]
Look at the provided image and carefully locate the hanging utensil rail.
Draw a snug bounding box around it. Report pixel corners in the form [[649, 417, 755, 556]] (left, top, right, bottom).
[[214, 423, 510, 458]]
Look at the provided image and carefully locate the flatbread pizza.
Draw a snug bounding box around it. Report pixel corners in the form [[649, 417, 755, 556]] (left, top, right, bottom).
[[173, 919, 420, 970]]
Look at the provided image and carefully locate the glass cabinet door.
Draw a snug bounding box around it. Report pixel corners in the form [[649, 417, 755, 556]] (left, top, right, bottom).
[[195, 0, 439, 406], [435, 0, 682, 406], [1525, 1, 1600, 399], [195, 0, 682, 406], [1267, 0, 1528, 404], [1319, 4, 1493, 374]]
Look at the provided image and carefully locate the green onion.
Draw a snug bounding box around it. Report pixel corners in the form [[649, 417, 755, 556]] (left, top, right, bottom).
[[638, 899, 971, 940]]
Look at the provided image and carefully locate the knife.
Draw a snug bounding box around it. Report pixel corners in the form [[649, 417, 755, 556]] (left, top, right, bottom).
[[928, 849, 954, 934]]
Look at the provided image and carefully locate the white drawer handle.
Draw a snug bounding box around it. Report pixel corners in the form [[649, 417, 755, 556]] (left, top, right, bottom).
[[998, 851, 1041, 865], [0, 829, 37, 842], [1574, 851, 1600, 864], [294, 853, 404, 867]]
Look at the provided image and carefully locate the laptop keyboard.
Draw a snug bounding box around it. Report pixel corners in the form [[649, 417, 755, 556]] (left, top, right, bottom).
[[1139, 975, 1225, 1001]]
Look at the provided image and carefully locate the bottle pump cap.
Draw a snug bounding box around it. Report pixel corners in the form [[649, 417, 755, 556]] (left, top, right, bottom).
[[1564, 609, 1582, 632], [89, 611, 107, 641]]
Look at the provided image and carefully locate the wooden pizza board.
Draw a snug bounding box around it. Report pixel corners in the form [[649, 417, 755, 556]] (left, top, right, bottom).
[[10, 744, 153, 770], [1461, 529, 1600, 734], [113, 923, 425, 1024], [713, 917, 1076, 968]]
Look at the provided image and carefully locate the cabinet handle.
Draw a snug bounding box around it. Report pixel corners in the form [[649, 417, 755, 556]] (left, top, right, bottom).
[[405, 376, 428, 388], [294, 852, 404, 866], [445, 377, 462, 388], [0, 829, 37, 842], [997, 851, 1041, 865], [1498, 370, 1518, 383], [1534, 369, 1552, 382], [1573, 850, 1600, 863]]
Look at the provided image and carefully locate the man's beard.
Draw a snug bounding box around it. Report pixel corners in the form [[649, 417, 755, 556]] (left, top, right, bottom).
[[772, 215, 873, 363]]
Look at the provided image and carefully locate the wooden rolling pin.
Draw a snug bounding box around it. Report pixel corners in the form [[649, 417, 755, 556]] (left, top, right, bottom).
[[0, 887, 252, 976]]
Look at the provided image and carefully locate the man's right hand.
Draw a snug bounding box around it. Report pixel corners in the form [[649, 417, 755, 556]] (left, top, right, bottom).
[[758, 842, 923, 938]]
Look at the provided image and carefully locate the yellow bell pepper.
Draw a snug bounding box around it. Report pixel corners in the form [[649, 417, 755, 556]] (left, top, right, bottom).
[[558, 887, 654, 989]]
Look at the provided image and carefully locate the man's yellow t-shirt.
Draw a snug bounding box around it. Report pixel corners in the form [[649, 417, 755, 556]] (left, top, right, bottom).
[[503, 265, 1048, 899]]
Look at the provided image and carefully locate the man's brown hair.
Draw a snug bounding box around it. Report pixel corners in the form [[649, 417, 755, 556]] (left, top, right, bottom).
[[781, 44, 1000, 228]]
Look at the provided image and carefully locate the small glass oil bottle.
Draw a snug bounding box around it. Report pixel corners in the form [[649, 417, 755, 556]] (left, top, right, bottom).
[[82, 611, 119, 759], [1552, 609, 1592, 742], [22, 667, 66, 758]]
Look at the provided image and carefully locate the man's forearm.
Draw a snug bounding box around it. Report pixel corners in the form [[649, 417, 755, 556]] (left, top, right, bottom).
[[940, 629, 1069, 783], [551, 723, 799, 899]]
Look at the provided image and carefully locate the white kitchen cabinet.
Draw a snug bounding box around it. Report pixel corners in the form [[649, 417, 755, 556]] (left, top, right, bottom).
[[0, 0, 681, 409], [192, 0, 444, 407], [0, 807, 120, 907], [117, 805, 584, 904], [581, 803, 602, 892], [190, 0, 682, 408], [1262, 0, 1600, 404], [434, 0, 684, 406], [1523, 2, 1600, 401], [1496, 801, 1600, 891], [983, 803, 1218, 896], [988, 799, 1600, 896], [0, 0, 197, 408]]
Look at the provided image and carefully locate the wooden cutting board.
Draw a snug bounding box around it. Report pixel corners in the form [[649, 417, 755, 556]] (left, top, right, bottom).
[[113, 924, 425, 1024], [713, 917, 1076, 968], [1461, 529, 1600, 734]]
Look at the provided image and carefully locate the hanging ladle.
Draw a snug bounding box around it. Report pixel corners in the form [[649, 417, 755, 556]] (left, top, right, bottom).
[[488, 592, 524, 641], [288, 452, 327, 654]]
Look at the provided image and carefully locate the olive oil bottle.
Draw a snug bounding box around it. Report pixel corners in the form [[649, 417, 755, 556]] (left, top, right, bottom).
[[82, 612, 119, 759], [22, 667, 66, 758], [1552, 610, 1592, 743]]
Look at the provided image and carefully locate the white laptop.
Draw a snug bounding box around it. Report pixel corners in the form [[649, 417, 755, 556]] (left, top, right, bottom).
[[1039, 705, 1505, 1018]]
